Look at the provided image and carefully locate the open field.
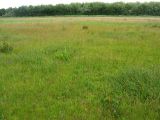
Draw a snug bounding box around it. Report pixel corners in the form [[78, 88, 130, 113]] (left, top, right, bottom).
[[0, 17, 160, 120]]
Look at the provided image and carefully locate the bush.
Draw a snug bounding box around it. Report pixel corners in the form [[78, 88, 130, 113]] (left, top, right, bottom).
[[82, 26, 88, 30], [54, 47, 75, 62], [0, 41, 13, 53]]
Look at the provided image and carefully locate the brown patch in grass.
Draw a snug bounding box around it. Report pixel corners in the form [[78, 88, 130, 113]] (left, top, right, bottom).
[[82, 26, 88, 30]]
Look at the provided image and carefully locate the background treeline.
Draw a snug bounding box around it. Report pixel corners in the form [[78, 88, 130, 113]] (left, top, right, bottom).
[[0, 2, 160, 17]]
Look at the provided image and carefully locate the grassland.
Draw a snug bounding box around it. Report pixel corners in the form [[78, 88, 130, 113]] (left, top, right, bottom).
[[0, 17, 160, 120]]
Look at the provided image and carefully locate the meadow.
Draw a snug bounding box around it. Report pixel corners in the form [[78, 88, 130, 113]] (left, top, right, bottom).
[[0, 17, 160, 120]]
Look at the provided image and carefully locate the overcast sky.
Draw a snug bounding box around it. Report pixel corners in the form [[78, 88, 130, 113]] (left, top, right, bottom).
[[0, 0, 160, 9]]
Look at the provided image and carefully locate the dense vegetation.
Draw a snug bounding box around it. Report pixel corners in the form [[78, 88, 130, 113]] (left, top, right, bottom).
[[0, 17, 160, 119], [0, 2, 160, 17]]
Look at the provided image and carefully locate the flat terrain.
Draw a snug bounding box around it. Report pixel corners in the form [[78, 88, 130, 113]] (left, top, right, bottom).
[[0, 17, 160, 120]]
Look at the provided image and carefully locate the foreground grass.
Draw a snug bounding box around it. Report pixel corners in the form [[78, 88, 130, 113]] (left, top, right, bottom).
[[0, 17, 160, 120]]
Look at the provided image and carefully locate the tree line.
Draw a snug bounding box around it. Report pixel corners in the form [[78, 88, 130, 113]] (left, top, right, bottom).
[[0, 2, 160, 17]]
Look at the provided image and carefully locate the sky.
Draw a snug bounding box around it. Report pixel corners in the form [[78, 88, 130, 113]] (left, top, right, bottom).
[[0, 0, 160, 9]]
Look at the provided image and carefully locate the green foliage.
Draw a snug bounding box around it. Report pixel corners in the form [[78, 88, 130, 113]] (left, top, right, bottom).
[[0, 9, 5, 16], [55, 51, 69, 61], [2, 8, 15, 17], [54, 47, 74, 61], [1, 2, 160, 16], [0, 41, 13, 53]]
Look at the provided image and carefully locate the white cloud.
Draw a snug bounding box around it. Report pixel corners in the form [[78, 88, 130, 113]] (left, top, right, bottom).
[[0, 0, 159, 9]]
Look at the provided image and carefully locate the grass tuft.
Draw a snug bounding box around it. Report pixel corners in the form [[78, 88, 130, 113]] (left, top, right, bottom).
[[54, 47, 76, 62], [0, 41, 13, 53]]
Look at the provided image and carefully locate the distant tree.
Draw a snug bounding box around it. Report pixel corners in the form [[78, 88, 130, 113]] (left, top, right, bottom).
[[2, 2, 160, 17], [3, 8, 15, 17], [0, 9, 5, 16]]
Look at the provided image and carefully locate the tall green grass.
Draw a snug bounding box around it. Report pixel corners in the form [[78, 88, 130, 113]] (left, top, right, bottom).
[[0, 17, 160, 120]]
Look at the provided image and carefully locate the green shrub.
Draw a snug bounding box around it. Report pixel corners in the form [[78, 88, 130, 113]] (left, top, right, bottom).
[[0, 41, 13, 53], [54, 47, 75, 62]]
